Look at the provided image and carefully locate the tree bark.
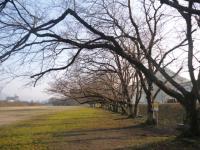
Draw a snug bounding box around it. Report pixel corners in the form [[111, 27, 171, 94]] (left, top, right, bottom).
[[133, 93, 141, 118], [133, 103, 139, 117], [184, 95, 200, 136], [128, 103, 134, 117], [146, 91, 156, 125], [120, 103, 128, 115]]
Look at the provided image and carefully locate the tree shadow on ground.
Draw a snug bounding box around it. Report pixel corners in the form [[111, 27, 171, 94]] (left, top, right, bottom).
[[115, 137, 200, 150], [34, 122, 176, 138]]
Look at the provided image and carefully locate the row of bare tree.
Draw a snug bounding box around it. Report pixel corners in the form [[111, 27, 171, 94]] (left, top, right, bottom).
[[48, 50, 142, 117], [48, 49, 173, 125], [0, 0, 200, 136]]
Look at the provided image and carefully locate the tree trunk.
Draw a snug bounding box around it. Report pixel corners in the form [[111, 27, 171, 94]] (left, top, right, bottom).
[[146, 93, 156, 125], [133, 103, 139, 117], [115, 102, 119, 113], [120, 104, 128, 115], [146, 105, 156, 125], [184, 96, 200, 136], [128, 103, 134, 117], [113, 102, 118, 113], [133, 93, 141, 118]]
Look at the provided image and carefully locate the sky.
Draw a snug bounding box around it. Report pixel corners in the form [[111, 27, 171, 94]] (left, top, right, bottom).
[[0, 78, 51, 102], [0, 0, 78, 102], [0, 0, 199, 102], [0, 0, 65, 102]]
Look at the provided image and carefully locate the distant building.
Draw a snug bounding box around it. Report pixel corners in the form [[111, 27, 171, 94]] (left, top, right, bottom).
[[5, 95, 19, 103], [131, 68, 192, 103]]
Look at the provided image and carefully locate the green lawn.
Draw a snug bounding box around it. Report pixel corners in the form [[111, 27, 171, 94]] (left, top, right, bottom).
[[0, 106, 199, 150]]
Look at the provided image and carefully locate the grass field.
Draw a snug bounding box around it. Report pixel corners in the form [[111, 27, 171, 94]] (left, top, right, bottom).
[[0, 105, 199, 150]]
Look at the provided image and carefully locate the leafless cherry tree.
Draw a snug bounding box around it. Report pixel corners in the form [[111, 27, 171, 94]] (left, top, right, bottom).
[[0, 0, 200, 136], [48, 50, 142, 116]]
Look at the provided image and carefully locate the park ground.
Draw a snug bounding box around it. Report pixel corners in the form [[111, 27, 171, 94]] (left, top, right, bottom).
[[0, 105, 200, 150]]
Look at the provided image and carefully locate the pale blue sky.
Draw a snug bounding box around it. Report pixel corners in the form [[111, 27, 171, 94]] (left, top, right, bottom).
[[0, 79, 50, 102], [0, 0, 67, 102], [0, 0, 199, 102]]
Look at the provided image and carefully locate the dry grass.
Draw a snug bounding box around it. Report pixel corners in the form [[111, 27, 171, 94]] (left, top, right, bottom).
[[0, 105, 199, 150], [0, 106, 76, 126]]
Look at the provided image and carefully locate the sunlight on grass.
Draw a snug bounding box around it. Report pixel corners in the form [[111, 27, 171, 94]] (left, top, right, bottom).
[[0, 107, 100, 150], [0, 107, 139, 150], [1, 106, 195, 150]]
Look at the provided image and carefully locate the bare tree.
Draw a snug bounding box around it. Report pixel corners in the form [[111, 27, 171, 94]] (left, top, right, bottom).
[[48, 50, 141, 116], [159, 0, 200, 136], [0, 0, 200, 136], [0, 0, 10, 12]]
